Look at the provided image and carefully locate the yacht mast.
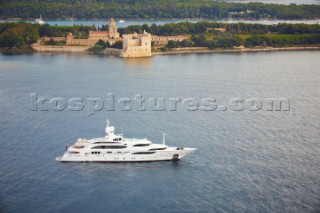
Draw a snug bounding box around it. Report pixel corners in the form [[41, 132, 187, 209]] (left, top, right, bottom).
[[162, 132, 166, 146]]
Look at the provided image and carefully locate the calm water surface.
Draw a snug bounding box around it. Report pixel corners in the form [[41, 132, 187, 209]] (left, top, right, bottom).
[[0, 51, 319, 212]]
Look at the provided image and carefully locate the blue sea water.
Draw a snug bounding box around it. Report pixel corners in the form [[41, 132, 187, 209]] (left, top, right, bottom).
[[1, 19, 319, 28], [0, 51, 319, 212]]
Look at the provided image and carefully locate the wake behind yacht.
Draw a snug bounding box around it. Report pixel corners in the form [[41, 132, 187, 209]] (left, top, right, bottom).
[[55, 120, 196, 162]]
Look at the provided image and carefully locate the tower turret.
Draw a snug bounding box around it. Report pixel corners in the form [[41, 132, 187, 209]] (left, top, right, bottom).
[[108, 18, 119, 39]]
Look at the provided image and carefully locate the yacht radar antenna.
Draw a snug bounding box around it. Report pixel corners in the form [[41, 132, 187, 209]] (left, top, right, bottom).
[[162, 132, 166, 146], [105, 119, 115, 136], [105, 119, 110, 135]]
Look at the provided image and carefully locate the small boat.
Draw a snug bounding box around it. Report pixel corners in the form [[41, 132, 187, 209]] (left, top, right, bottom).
[[119, 20, 125, 23], [55, 120, 196, 162], [35, 14, 44, 25]]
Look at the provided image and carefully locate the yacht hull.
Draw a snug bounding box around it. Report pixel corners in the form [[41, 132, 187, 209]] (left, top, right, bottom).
[[56, 148, 195, 162]]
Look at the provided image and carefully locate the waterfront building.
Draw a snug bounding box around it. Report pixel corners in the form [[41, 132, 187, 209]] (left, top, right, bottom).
[[151, 35, 188, 46], [36, 18, 120, 47], [88, 31, 109, 39], [120, 31, 152, 58], [206, 28, 226, 33], [88, 18, 119, 39]]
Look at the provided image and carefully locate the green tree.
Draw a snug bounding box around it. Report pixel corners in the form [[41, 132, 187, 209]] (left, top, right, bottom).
[[166, 40, 177, 48], [111, 41, 123, 49], [89, 44, 103, 53]]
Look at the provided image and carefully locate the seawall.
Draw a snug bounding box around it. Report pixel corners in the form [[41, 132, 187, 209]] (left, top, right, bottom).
[[152, 46, 320, 55], [32, 45, 88, 53]]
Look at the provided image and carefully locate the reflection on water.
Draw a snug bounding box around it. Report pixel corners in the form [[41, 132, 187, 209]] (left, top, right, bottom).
[[64, 160, 184, 180], [123, 57, 152, 69]]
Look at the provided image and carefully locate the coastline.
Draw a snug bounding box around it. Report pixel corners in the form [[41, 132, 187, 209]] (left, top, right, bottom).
[[32, 45, 88, 53], [23, 45, 320, 57], [152, 46, 320, 56], [30, 45, 121, 55]]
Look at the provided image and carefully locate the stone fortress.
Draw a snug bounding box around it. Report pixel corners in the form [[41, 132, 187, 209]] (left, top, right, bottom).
[[120, 30, 152, 58], [35, 18, 188, 58]]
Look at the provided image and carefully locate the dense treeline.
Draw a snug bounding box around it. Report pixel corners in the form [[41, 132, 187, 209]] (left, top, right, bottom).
[[1, 0, 320, 20], [39, 25, 95, 38], [243, 34, 320, 47], [0, 22, 39, 52], [118, 22, 320, 36], [161, 33, 320, 50]]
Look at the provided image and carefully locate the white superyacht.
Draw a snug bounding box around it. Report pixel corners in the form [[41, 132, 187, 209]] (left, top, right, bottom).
[[55, 120, 196, 162], [35, 14, 44, 25]]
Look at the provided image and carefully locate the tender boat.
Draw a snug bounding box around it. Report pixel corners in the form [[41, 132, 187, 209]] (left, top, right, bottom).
[[55, 120, 196, 162]]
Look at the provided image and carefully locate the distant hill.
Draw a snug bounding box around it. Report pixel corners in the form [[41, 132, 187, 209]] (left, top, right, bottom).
[[1, 0, 320, 20]]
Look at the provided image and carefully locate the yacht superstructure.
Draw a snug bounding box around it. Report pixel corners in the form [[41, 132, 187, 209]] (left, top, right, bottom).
[[55, 120, 196, 162]]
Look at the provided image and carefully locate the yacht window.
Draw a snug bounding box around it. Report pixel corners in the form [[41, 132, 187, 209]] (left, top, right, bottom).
[[91, 145, 126, 149], [132, 152, 155, 155], [93, 142, 119, 144], [149, 147, 167, 151], [133, 144, 150, 147], [72, 145, 84, 149], [68, 151, 80, 154]]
